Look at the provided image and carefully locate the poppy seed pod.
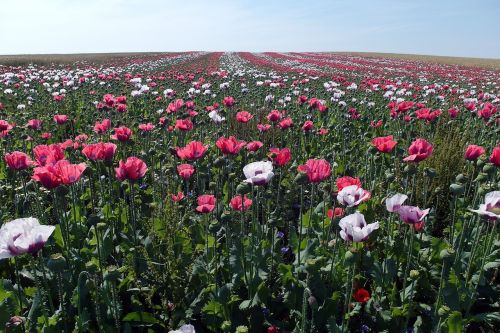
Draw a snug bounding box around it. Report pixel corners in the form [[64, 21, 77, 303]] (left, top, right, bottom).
[[47, 253, 67, 272], [449, 183, 465, 195], [87, 214, 101, 227], [104, 266, 121, 282]]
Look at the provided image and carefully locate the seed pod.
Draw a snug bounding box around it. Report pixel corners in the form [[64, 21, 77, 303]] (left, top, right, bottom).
[[47, 253, 67, 272], [449, 183, 465, 195], [104, 266, 121, 282]]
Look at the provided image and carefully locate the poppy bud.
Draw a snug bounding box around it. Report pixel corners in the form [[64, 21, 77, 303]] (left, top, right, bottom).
[[236, 182, 251, 195], [294, 172, 309, 185], [455, 174, 466, 183], [483, 164, 495, 174]]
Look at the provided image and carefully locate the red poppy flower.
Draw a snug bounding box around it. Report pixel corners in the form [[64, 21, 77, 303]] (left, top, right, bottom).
[[327, 208, 344, 219], [176, 141, 208, 160], [177, 164, 195, 179], [464, 145, 485, 161], [268, 148, 292, 167], [230, 195, 252, 211], [490, 147, 500, 167], [236, 111, 253, 123], [175, 119, 193, 131], [336, 176, 361, 192], [82, 142, 117, 161], [354, 288, 370, 303], [115, 156, 148, 181], [371, 135, 397, 153], [246, 141, 263, 152], [4, 151, 33, 171], [196, 194, 216, 213], [111, 127, 133, 142], [171, 191, 185, 202], [216, 136, 246, 155], [297, 159, 331, 183], [403, 138, 433, 163]]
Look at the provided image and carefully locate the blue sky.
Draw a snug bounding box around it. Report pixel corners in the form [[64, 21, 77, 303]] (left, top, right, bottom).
[[0, 0, 499, 58]]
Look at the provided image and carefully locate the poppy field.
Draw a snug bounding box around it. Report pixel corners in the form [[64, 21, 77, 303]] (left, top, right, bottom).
[[0, 52, 499, 332]]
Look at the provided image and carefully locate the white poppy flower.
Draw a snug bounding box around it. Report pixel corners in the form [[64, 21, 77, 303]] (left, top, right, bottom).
[[339, 212, 379, 242], [243, 161, 274, 186], [471, 191, 500, 221], [0, 217, 55, 259], [385, 193, 408, 213]]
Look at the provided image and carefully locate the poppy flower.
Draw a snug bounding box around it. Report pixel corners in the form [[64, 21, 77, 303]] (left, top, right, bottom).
[[111, 127, 133, 142], [257, 124, 271, 132], [230, 195, 253, 211], [297, 159, 331, 183], [337, 185, 371, 207], [236, 111, 253, 123], [4, 151, 33, 171], [336, 176, 361, 191], [268, 148, 292, 167], [302, 120, 314, 132], [94, 119, 111, 134], [208, 110, 225, 124], [53, 160, 87, 185], [339, 212, 379, 242], [327, 207, 344, 219], [246, 141, 263, 152], [397, 206, 430, 224], [33, 144, 65, 166], [371, 136, 397, 153], [470, 191, 500, 221], [464, 145, 485, 161], [176, 141, 208, 160], [267, 110, 281, 122], [243, 161, 274, 186], [0, 217, 55, 259], [216, 136, 246, 155], [223, 96, 235, 107], [82, 142, 117, 161], [403, 138, 433, 163], [177, 164, 195, 179], [490, 147, 500, 167], [166, 99, 184, 113], [171, 191, 185, 202], [448, 107, 459, 118], [138, 123, 155, 132], [196, 195, 216, 213], [27, 119, 43, 130], [53, 115, 68, 125], [32, 164, 61, 189], [115, 156, 148, 181], [175, 119, 193, 131], [354, 288, 370, 303], [385, 193, 408, 213], [278, 118, 293, 130]]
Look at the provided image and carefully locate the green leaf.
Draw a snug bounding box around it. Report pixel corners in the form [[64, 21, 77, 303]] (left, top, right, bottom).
[[446, 311, 463, 333], [123, 312, 162, 326]]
